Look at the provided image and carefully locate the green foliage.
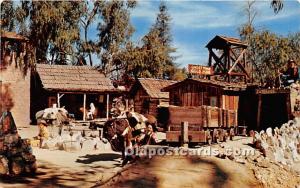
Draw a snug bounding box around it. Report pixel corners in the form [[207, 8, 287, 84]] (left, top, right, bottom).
[[241, 29, 300, 85], [125, 1, 177, 79], [1, 1, 15, 31], [97, 0, 136, 76], [239, 0, 298, 85], [13, 1, 84, 64]]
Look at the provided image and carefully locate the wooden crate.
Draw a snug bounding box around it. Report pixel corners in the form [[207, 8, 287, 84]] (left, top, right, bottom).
[[166, 130, 207, 143], [166, 131, 181, 142], [227, 110, 238, 127], [206, 106, 222, 128], [222, 109, 228, 128], [188, 131, 207, 143], [168, 106, 203, 125]]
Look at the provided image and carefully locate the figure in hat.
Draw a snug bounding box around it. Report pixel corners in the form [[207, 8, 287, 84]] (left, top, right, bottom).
[[284, 59, 299, 82], [34, 120, 49, 148]]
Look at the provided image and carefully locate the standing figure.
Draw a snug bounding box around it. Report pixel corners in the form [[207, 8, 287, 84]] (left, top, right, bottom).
[[284, 59, 299, 83], [34, 120, 49, 148], [87, 103, 96, 120]]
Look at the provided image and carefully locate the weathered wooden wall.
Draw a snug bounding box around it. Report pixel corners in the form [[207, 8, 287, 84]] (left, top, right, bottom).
[[1, 64, 31, 127], [238, 88, 291, 131], [169, 81, 222, 107], [132, 86, 159, 116], [167, 106, 238, 131]]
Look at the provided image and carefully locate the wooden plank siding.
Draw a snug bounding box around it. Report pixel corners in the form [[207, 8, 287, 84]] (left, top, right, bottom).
[[168, 81, 240, 110]]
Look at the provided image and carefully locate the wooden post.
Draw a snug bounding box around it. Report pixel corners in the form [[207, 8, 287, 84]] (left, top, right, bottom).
[[83, 94, 86, 121], [256, 94, 262, 130], [106, 93, 109, 119], [181, 121, 189, 148], [125, 99, 129, 111], [57, 93, 60, 108], [286, 93, 292, 120]]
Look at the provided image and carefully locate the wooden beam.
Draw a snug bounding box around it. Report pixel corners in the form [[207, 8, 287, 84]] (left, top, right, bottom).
[[57, 93, 60, 108], [181, 121, 189, 148], [228, 49, 247, 74], [256, 94, 262, 130], [209, 49, 226, 72], [286, 93, 291, 120], [82, 93, 86, 121], [83, 94, 86, 121], [106, 93, 109, 119]]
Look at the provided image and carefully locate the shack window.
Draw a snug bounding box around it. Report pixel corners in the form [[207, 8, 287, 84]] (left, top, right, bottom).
[[210, 96, 217, 107]]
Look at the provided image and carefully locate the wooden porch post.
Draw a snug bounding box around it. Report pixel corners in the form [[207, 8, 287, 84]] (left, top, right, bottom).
[[256, 94, 262, 130], [57, 93, 60, 108], [106, 93, 109, 119], [83, 93, 86, 121], [286, 93, 292, 120], [57, 93, 65, 108]]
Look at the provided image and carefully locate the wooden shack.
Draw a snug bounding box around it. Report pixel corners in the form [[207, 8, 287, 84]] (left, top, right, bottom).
[[239, 87, 292, 131], [129, 78, 177, 116], [162, 78, 246, 110], [31, 64, 123, 122]]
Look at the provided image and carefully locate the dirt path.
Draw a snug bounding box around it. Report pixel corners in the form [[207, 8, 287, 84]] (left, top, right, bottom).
[[99, 156, 262, 188]]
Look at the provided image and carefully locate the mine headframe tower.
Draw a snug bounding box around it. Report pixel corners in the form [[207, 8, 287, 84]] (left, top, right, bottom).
[[206, 35, 251, 83]]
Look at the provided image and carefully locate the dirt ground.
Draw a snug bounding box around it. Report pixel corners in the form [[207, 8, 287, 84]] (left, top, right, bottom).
[[1, 126, 300, 188], [100, 155, 262, 188]]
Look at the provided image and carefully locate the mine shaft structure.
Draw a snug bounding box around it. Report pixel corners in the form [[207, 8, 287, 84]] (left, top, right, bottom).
[[206, 35, 251, 83]]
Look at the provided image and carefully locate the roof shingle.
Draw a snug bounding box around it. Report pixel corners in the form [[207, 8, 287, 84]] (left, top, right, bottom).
[[138, 78, 177, 99], [35, 64, 117, 92]]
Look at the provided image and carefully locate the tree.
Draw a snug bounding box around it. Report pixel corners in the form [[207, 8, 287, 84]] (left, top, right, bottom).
[[239, 0, 299, 85], [1, 1, 15, 31], [77, 1, 102, 66], [124, 1, 177, 79], [97, 0, 137, 77], [14, 1, 84, 64], [150, 1, 177, 78]]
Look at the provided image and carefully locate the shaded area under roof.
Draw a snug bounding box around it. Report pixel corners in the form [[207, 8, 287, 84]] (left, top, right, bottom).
[[135, 78, 177, 99], [206, 35, 247, 49], [35, 64, 118, 93]]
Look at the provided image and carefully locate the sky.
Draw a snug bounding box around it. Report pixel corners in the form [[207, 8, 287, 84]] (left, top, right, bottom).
[[130, 0, 300, 68], [89, 0, 300, 68]]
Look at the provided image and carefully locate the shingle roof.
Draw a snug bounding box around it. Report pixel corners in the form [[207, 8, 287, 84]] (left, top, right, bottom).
[[162, 78, 248, 92], [1, 31, 28, 41], [206, 35, 247, 49], [35, 64, 117, 92], [138, 78, 177, 99]]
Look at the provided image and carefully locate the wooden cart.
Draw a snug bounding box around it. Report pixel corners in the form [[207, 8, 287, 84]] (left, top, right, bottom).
[[166, 106, 237, 145]]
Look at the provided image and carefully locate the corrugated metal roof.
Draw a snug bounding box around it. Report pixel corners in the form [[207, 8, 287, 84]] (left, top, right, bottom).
[[35, 64, 118, 92], [138, 78, 177, 99]]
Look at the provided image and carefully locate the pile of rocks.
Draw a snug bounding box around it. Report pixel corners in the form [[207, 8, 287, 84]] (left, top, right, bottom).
[[41, 130, 107, 151], [252, 118, 300, 167], [0, 137, 37, 176]]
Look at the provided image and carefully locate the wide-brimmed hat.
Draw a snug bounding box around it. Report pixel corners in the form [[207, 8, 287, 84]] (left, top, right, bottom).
[[288, 59, 295, 63]]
